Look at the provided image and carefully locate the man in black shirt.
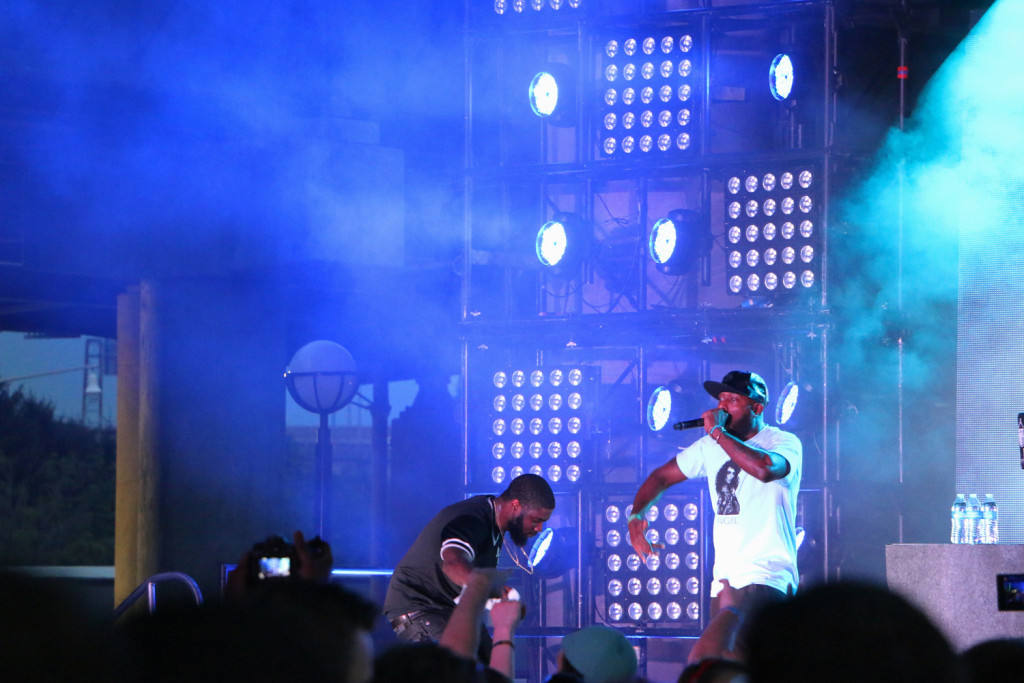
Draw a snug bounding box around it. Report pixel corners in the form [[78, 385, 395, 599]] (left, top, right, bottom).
[[383, 474, 556, 657]]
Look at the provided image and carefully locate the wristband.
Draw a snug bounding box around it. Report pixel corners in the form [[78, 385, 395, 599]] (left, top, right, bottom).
[[493, 640, 515, 649], [627, 512, 645, 523], [721, 606, 744, 623]]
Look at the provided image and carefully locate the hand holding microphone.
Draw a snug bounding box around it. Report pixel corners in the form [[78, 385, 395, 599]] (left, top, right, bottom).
[[673, 409, 728, 432]]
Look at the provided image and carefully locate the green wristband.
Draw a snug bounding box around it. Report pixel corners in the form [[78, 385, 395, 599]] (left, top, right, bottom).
[[627, 511, 645, 522]]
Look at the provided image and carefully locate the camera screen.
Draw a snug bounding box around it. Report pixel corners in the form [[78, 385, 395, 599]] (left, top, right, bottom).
[[997, 574, 1024, 611], [258, 556, 291, 580]]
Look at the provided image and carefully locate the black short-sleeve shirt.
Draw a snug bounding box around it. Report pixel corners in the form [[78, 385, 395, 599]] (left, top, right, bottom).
[[383, 495, 501, 618]]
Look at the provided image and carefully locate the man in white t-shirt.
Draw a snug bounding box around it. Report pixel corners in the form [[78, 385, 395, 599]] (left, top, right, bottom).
[[627, 370, 802, 664]]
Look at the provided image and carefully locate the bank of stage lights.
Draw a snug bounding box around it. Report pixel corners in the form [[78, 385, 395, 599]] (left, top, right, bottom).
[[599, 497, 705, 631], [598, 31, 698, 158], [487, 367, 596, 488], [724, 168, 821, 297], [494, 0, 582, 14]]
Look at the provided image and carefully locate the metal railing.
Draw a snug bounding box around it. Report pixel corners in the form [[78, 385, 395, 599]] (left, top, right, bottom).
[[113, 572, 203, 620]]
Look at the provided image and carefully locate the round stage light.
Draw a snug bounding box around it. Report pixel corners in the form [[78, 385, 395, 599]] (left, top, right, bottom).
[[776, 380, 800, 426], [646, 386, 673, 431], [536, 220, 567, 267], [769, 53, 795, 101], [650, 218, 678, 266], [529, 72, 559, 118], [649, 209, 702, 275]]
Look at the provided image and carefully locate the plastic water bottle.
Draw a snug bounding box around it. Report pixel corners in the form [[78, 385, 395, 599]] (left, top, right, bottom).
[[981, 494, 999, 544], [965, 494, 982, 544], [950, 494, 966, 544]]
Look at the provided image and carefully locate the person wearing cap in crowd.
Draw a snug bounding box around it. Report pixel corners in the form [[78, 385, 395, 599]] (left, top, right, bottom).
[[544, 624, 639, 683], [627, 371, 802, 664]]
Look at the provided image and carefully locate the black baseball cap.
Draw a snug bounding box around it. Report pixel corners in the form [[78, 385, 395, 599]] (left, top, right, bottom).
[[703, 370, 769, 405]]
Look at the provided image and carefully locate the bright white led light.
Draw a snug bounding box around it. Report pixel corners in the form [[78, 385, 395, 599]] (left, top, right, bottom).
[[769, 53, 794, 101], [535, 220, 567, 266]]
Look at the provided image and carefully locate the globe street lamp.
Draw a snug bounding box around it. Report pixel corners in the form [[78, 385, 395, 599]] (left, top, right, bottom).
[[284, 340, 358, 539]]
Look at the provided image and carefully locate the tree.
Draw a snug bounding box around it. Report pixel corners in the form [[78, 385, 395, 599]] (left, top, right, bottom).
[[0, 386, 115, 565]]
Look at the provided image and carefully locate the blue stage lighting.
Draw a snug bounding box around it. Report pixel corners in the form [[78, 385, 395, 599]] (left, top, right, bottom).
[[527, 527, 577, 578], [647, 386, 674, 431], [769, 53, 794, 101], [650, 209, 701, 275], [776, 380, 799, 425], [536, 219, 568, 266], [650, 219, 677, 265], [529, 71, 559, 118], [536, 213, 586, 273]]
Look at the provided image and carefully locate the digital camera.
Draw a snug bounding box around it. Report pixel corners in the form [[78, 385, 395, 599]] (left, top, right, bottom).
[[248, 534, 326, 581]]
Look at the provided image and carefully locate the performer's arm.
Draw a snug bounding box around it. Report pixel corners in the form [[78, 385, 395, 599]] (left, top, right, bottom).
[[628, 457, 688, 559], [704, 407, 790, 483], [441, 546, 476, 588]]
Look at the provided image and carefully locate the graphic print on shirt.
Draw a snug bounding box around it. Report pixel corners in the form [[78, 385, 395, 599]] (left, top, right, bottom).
[[715, 461, 741, 515]]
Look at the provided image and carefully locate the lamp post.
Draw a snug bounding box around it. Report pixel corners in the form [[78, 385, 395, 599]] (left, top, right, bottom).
[[284, 340, 358, 540]]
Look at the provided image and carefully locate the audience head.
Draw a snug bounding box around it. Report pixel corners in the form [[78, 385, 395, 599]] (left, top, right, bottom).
[[743, 580, 960, 683], [118, 580, 378, 683], [678, 657, 748, 683], [0, 570, 112, 680], [960, 637, 1024, 681], [557, 625, 638, 683], [374, 641, 489, 683]]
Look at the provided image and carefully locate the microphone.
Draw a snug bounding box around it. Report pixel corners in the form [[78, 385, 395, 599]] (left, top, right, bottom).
[[673, 417, 704, 431]]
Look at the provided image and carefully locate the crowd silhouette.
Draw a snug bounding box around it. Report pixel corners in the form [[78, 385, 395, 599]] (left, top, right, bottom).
[[2, 530, 1021, 683]]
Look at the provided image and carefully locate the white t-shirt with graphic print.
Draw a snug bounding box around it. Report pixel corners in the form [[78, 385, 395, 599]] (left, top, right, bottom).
[[674, 425, 802, 597]]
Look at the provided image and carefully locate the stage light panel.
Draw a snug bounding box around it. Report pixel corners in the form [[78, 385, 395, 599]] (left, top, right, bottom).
[[597, 26, 700, 160], [723, 166, 821, 298], [596, 491, 707, 634], [479, 365, 599, 490]]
